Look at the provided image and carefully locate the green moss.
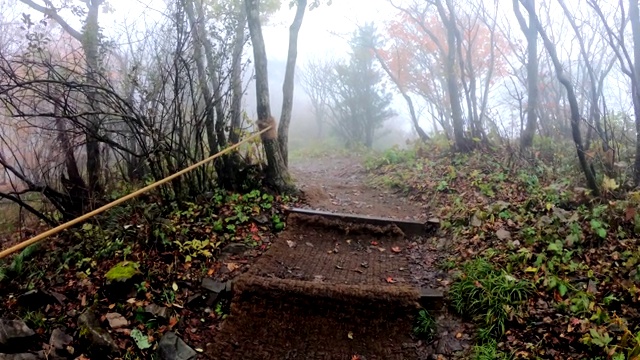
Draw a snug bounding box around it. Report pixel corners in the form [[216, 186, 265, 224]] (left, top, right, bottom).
[[105, 261, 140, 282]]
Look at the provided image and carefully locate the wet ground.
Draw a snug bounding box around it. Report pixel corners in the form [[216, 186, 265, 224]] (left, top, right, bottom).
[[208, 155, 473, 359], [291, 155, 427, 220]]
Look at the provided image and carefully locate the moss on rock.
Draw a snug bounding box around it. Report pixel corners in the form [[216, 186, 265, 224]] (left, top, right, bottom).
[[105, 261, 140, 282]]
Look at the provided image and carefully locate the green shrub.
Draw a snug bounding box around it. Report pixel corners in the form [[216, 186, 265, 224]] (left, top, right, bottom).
[[450, 258, 533, 341]]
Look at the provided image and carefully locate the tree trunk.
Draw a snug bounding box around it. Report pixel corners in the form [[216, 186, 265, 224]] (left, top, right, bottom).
[[82, 0, 103, 202], [436, 0, 470, 152], [521, 0, 599, 195], [630, 0, 640, 185], [514, 0, 539, 149], [229, 9, 247, 144], [245, 0, 295, 193], [183, 0, 218, 158], [278, 0, 307, 167], [372, 48, 429, 141]]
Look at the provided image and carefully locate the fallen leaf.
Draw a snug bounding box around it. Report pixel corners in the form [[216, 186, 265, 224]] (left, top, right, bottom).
[[371, 241, 378, 246], [169, 317, 178, 328], [130, 329, 152, 350], [347, 331, 354, 339], [626, 207, 637, 222], [386, 277, 397, 283], [105, 313, 128, 329], [172, 282, 178, 291], [286, 240, 296, 248], [226, 262, 240, 272], [391, 246, 401, 253], [377, 247, 386, 252]]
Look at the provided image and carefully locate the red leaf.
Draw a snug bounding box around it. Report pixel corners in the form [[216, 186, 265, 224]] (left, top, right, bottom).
[[169, 317, 178, 328], [626, 207, 636, 222], [371, 241, 378, 246], [391, 246, 401, 253], [386, 277, 397, 283]]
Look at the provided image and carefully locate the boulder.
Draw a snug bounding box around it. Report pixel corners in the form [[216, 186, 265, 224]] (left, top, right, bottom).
[[0, 353, 40, 360], [77, 310, 117, 351], [144, 304, 168, 319], [157, 332, 196, 360], [0, 320, 35, 352], [49, 328, 73, 350], [104, 261, 142, 300]]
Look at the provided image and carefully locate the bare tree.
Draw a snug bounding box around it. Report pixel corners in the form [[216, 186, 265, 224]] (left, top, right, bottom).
[[278, 0, 307, 167], [298, 58, 333, 138], [520, 0, 599, 194], [513, 0, 539, 149], [245, 0, 295, 193]]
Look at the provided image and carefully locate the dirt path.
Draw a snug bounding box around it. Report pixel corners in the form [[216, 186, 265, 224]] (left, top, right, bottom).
[[291, 155, 426, 220]]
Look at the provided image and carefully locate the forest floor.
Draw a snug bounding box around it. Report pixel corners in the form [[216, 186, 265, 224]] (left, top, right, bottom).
[[1, 144, 640, 360]]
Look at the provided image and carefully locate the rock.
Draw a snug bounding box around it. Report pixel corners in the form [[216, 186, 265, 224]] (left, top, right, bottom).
[[470, 214, 482, 227], [77, 310, 117, 351], [105, 261, 140, 282], [201, 279, 228, 307], [49, 328, 73, 350], [220, 243, 248, 257], [104, 261, 142, 300], [0, 353, 40, 360], [186, 293, 205, 308], [144, 304, 168, 319], [157, 332, 196, 360], [17, 290, 61, 309], [105, 313, 128, 329], [496, 228, 511, 241], [251, 214, 269, 224], [201, 278, 225, 293], [0, 319, 35, 349]]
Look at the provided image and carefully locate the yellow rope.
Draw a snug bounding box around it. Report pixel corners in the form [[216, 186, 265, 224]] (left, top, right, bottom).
[[0, 127, 271, 260]]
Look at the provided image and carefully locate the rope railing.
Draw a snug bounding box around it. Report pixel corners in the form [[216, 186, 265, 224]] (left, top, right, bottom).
[[0, 126, 271, 260]]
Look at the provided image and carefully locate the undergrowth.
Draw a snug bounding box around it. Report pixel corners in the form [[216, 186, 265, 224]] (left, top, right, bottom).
[[367, 137, 640, 359], [414, 309, 437, 340], [450, 258, 534, 342]]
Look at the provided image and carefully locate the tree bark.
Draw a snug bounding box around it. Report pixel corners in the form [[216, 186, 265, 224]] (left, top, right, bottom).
[[245, 0, 295, 193], [183, 0, 218, 158], [278, 0, 307, 167], [229, 8, 247, 144], [435, 0, 470, 152], [514, 0, 538, 149], [630, 0, 640, 185]]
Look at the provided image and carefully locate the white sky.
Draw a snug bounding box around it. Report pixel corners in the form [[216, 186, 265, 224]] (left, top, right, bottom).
[[4, 0, 634, 138]]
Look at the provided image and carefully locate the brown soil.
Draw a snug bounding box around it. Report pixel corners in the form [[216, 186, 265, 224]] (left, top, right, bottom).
[[208, 215, 426, 360], [207, 155, 471, 359], [292, 155, 426, 220]]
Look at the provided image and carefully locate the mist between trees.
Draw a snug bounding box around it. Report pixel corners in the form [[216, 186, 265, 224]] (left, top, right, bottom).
[[1, 0, 640, 225]]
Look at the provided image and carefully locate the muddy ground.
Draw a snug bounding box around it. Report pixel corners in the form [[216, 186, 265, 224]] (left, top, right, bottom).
[[208, 155, 467, 359], [291, 155, 427, 220]]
